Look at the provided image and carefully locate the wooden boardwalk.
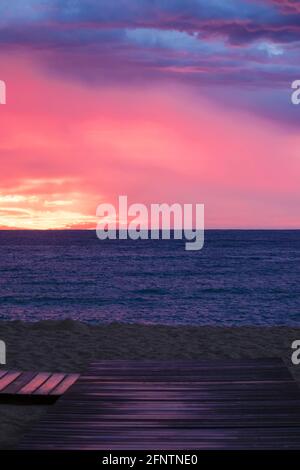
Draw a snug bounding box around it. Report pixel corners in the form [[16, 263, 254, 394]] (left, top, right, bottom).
[[19, 359, 300, 449], [0, 370, 79, 397]]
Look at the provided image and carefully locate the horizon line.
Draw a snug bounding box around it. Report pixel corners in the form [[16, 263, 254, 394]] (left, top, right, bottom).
[[0, 228, 299, 232]]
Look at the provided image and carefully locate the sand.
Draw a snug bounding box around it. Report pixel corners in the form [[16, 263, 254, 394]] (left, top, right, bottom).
[[0, 320, 299, 449]]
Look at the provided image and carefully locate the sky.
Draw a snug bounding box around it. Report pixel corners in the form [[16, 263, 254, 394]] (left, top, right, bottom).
[[0, 0, 299, 229]]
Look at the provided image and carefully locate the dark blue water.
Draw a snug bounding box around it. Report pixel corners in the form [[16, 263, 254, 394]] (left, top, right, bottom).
[[0, 230, 299, 325]]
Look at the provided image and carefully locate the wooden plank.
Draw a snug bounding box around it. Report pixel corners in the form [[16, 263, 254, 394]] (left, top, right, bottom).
[[0, 371, 80, 396], [50, 374, 80, 396], [33, 373, 66, 395], [85, 361, 294, 382], [0, 371, 21, 392], [72, 374, 292, 383], [19, 359, 300, 450], [19, 427, 300, 450], [60, 391, 300, 402], [88, 358, 285, 368], [72, 379, 299, 391], [2, 371, 37, 394], [89, 361, 288, 368], [42, 397, 300, 410], [18, 372, 51, 395]]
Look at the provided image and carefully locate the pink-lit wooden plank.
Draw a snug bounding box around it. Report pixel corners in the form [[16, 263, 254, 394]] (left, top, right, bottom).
[[0, 371, 21, 392], [3, 371, 37, 394], [34, 373, 66, 395], [50, 374, 80, 396], [0, 370, 7, 379], [18, 372, 51, 395]]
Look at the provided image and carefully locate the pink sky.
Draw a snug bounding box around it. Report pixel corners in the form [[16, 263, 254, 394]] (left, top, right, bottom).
[[0, 53, 299, 229]]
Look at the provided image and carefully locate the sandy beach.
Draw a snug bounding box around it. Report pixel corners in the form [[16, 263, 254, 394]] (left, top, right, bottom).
[[0, 320, 299, 449]]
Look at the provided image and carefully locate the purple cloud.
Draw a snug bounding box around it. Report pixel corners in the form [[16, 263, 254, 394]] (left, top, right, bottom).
[[0, 0, 299, 126]]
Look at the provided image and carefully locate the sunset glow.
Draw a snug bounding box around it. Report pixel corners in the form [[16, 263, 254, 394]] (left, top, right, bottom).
[[0, 1, 299, 229]]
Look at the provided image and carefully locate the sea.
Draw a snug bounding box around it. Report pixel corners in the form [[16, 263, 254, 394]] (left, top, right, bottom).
[[0, 230, 299, 326]]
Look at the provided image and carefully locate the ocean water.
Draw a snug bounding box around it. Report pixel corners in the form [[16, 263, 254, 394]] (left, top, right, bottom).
[[0, 230, 299, 326]]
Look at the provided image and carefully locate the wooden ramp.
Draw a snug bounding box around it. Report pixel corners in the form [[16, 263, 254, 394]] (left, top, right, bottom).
[[0, 370, 79, 397], [19, 359, 300, 449]]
